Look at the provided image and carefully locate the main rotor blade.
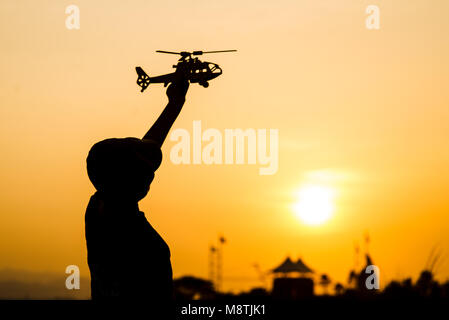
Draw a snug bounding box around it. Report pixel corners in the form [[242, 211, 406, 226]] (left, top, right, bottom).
[[156, 50, 181, 55], [200, 50, 237, 54]]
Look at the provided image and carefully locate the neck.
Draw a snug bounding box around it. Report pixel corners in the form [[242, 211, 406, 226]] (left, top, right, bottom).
[[95, 191, 140, 213]]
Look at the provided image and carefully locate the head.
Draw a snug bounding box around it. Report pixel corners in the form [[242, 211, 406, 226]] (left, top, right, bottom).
[[86, 138, 162, 202]]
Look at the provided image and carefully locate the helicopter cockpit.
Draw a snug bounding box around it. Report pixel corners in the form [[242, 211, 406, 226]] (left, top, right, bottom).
[[188, 61, 222, 87]]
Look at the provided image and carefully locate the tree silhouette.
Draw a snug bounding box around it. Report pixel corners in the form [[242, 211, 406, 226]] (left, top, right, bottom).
[[319, 274, 331, 295]]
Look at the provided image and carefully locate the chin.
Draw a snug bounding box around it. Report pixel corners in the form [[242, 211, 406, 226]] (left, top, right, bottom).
[[135, 186, 150, 201]]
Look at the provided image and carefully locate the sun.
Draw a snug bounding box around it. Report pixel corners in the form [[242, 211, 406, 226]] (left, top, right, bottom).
[[293, 184, 335, 226]]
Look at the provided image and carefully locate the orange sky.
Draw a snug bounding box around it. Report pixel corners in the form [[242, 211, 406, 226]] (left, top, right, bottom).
[[1, 0, 449, 293]]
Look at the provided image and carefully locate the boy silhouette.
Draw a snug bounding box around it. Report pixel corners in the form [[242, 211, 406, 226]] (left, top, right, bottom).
[[85, 79, 189, 303]]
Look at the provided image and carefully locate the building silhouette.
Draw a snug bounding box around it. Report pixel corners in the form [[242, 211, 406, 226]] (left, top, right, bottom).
[[271, 257, 314, 299]]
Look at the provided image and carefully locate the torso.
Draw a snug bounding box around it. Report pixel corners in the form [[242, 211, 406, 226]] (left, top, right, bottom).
[[85, 192, 173, 300]]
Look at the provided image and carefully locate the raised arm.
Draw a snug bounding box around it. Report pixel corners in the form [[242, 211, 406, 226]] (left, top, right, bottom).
[[142, 79, 189, 147]]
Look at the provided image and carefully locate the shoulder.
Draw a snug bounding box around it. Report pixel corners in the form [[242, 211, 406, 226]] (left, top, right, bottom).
[[85, 192, 104, 219]]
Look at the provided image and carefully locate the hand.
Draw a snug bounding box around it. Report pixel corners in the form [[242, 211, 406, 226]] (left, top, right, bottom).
[[166, 79, 189, 104]]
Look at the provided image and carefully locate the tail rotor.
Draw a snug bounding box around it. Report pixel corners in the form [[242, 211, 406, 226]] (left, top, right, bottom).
[[136, 67, 150, 92]]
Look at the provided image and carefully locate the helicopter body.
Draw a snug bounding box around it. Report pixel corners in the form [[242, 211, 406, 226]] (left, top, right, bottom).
[[136, 50, 235, 92]]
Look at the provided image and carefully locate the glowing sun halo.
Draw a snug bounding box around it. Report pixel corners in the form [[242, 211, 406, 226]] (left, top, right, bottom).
[[293, 185, 336, 226]]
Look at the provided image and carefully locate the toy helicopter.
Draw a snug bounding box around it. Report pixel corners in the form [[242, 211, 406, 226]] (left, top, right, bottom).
[[136, 49, 236, 92]]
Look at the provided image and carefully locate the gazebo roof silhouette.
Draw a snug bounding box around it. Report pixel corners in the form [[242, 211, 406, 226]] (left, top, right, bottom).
[[272, 257, 314, 274]]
